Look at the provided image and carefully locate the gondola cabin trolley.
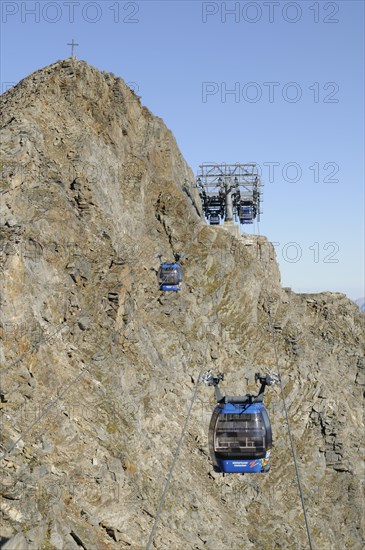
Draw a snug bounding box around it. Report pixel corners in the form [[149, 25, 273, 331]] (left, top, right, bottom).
[[240, 205, 254, 224], [208, 400, 272, 474], [158, 262, 182, 292], [202, 371, 278, 474]]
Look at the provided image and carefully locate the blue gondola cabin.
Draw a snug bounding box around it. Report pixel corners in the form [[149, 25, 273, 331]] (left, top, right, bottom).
[[240, 205, 254, 224], [208, 400, 272, 473], [204, 372, 276, 474], [158, 262, 182, 292]]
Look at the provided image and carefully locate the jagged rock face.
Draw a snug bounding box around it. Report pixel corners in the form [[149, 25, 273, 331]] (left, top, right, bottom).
[[1, 60, 364, 550]]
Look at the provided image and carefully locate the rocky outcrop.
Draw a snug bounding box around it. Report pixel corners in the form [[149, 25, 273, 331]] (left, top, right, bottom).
[[1, 59, 364, 550]]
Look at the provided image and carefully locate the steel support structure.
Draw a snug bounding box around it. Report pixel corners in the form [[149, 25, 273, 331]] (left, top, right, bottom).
[[196, 163, 262, 225]]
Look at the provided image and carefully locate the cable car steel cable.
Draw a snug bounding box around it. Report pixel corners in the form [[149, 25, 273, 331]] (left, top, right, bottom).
[[0, 365, 89, 459], [0, 320, 136, 458], [145, 341, 210, 550], [266, 299, 314, 550], [254, 221, 312, 548], [1, 319, 78, 375]]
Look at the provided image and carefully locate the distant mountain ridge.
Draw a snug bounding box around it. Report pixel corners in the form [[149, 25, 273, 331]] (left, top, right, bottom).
[[354, 297, 365, 312]]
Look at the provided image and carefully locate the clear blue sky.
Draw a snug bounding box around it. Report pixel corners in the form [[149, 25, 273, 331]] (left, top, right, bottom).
[[1, 1, 364, 299]]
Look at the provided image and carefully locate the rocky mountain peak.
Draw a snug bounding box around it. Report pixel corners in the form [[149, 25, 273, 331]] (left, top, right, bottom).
[[1, 60, 364, 550]]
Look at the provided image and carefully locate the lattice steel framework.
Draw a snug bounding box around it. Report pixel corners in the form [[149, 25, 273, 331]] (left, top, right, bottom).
[[196, 163, 262, 225]]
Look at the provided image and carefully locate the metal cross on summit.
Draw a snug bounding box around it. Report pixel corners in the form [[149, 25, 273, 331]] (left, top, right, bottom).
[[67, 39, 79, 58]]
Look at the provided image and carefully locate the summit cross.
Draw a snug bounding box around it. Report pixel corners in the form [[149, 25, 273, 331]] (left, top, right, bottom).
[[67, 39, 79, 58]]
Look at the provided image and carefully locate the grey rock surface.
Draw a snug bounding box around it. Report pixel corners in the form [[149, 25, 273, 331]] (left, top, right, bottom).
[[0, 59, 364, 550]]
